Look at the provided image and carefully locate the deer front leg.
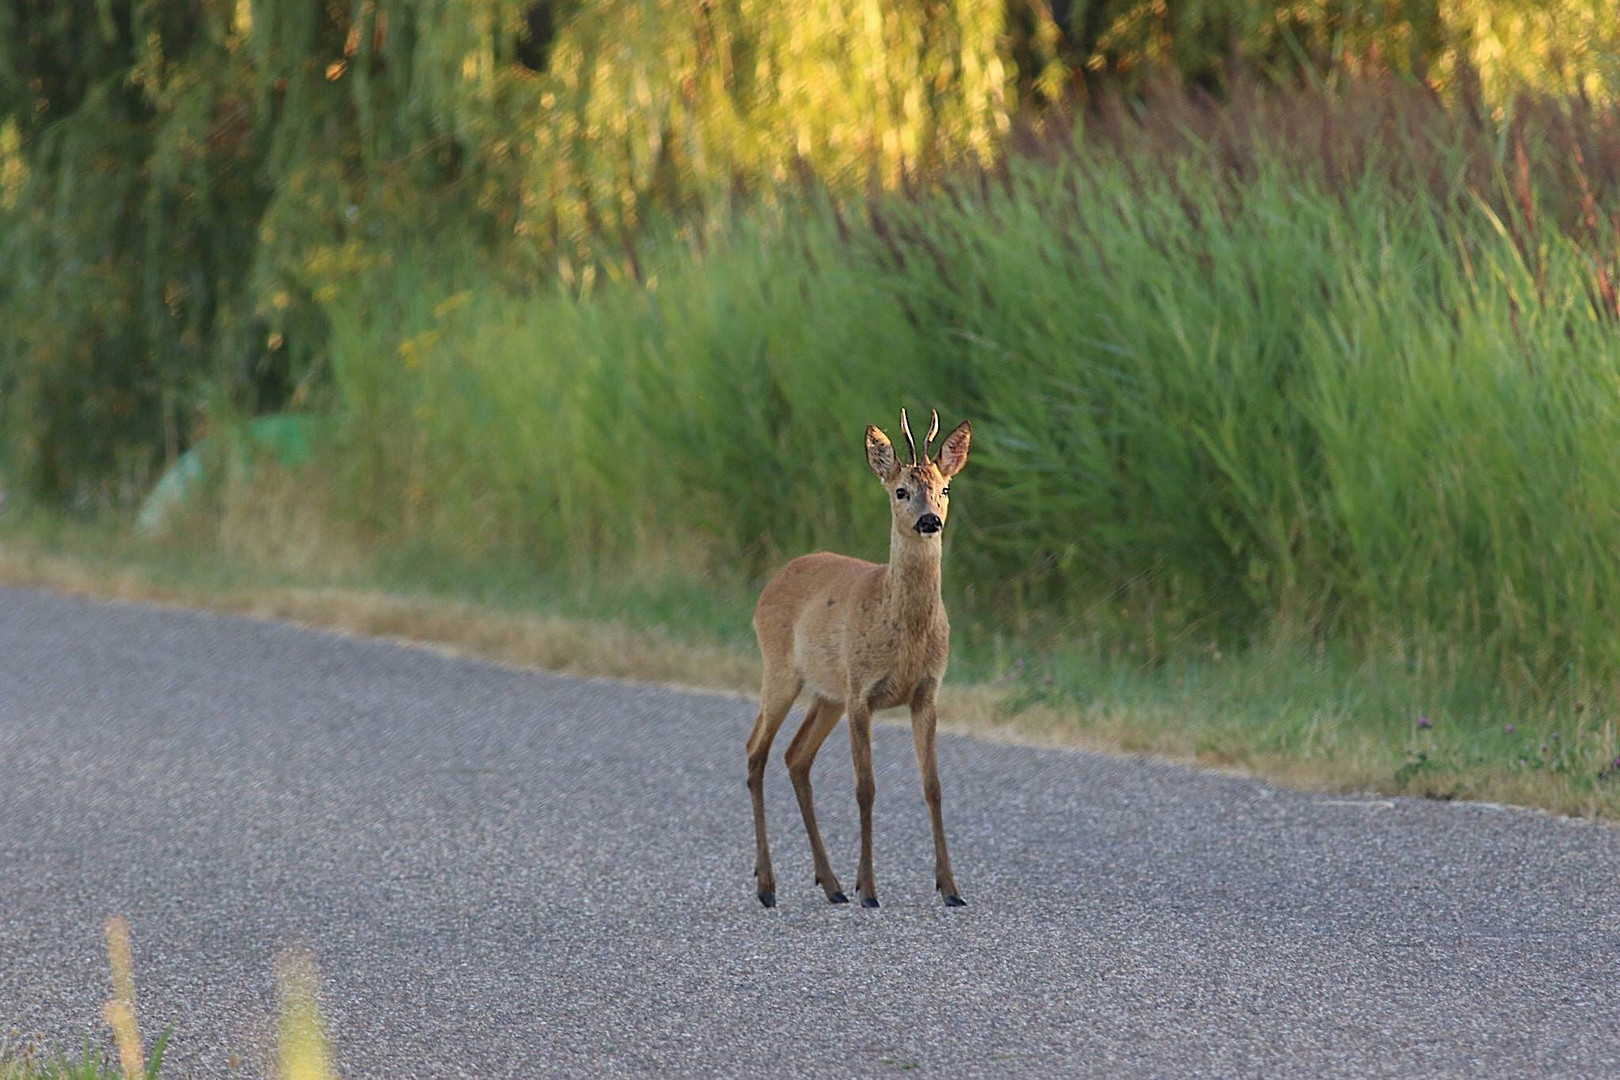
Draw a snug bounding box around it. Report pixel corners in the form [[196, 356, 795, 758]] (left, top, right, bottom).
[[785, 696, 849, 903], [912, 679, 964, 906], [847, 698, 880, 907]]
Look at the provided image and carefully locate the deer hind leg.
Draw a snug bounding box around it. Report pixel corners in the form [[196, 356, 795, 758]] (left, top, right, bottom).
[[745, 669, 802, 908], [784, 696, 848, 903], [911, 679, 964, 906], [846, 698, 880, 908]]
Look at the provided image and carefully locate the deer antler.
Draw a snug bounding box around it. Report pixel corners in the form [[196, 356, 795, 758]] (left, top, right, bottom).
[[900, 407, 918, 464], [923, 409, 940, 462]]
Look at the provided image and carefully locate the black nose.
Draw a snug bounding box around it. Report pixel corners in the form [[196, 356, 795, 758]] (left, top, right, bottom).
[[915, 513, 942, 534]]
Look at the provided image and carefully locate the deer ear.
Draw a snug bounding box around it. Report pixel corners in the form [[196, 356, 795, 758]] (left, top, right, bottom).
[[935, 420, 971, 477], [866, 425, 898, 480]]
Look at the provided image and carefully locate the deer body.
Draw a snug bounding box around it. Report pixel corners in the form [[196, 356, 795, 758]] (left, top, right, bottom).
[[746, 410, 971, 909], [758, 550, 946, 709]]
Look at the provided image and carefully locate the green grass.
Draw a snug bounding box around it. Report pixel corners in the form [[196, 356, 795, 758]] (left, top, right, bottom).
[[0, 1029, 169, 1080]]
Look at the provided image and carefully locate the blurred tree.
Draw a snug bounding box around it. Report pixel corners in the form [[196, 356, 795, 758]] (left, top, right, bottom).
[[526, 0, 1015, 248], [1049, 1, 1447, 91], [0, 0, 535, 499], [1436, 0, 1620, 105]]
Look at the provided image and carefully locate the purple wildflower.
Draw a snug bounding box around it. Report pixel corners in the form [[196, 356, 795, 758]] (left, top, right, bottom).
[[1418, 715, 1433, 729], [1505, 724, 1516, 734]]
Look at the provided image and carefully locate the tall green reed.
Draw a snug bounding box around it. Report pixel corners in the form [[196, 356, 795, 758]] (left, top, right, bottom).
[[318, 92, 1620, 698]]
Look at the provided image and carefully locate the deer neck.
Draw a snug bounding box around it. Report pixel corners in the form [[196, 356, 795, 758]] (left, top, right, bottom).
[[884, 532, 943, 630]]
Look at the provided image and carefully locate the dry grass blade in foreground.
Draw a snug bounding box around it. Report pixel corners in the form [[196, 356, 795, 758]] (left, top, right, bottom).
[[276, 952, 337, 1080], [101, 919, 144, 1077], [0, 918, 338, 1079]]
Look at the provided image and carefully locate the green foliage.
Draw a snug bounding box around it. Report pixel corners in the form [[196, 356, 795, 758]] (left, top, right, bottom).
[[0, 0, 533, 500], [0, 0, 1026, 501], [1053, 0, 1620, 99], [317, 80, 1620, 698], [533, 0, 1015, 242], [0, 1026, 168, 1080], [6, 1, 1620, 503], [1436, 0, 1620, 102], [1056, 0, 1445, 86]]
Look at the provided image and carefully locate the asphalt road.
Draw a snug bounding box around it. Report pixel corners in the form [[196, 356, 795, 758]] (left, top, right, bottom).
[[3, 584, 1620, 1077]]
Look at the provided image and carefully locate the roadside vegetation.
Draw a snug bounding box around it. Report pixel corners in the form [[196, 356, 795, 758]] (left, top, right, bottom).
[[1, 918, 331, 1080], [9, 492, 1620, 821], [7, 2, 1620, 821]]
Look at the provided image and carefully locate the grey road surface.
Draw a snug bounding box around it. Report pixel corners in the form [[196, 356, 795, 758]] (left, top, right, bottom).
[[2, 585, 1619, 1078]]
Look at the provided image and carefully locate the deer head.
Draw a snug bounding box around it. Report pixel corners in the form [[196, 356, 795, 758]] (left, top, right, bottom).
[[865, 408, 972, 539]]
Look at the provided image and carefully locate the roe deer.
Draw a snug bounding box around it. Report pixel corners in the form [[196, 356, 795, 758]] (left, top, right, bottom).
[[746, 408, 972, 909]]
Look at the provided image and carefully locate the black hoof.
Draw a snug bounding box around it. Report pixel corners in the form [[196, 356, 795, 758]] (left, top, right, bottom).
[[943, 894, 966, 907], [758, 890, 776, 908], [861, 896, 880, 909], [829, 891, 849, 904]]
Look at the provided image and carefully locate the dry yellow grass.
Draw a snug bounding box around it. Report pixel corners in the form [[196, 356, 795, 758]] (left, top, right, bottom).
[[0, 543, 760, 694], [276, 951, 336, 1080], [0, 544, 1164, 740], [0, 541, 1192, 758], [103, 916, 145, 1078]]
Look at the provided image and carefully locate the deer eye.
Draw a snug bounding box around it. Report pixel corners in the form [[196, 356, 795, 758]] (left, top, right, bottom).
[[942, 486, 950, 496], [895, 488, 908, 501]]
